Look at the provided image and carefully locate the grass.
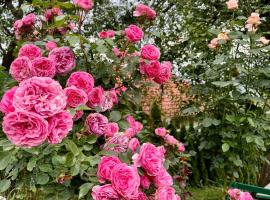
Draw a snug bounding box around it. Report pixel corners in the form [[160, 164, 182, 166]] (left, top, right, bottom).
[[186, 186, 226, 200]]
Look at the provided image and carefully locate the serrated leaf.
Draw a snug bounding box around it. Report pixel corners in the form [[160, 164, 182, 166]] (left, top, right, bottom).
[[65, 139, 79, 156], [79, 183, 93, 199]]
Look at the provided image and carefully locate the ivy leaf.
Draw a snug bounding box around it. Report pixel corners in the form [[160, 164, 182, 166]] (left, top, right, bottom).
[[79, 183, 93, 199], [0, 179, 11, 192]]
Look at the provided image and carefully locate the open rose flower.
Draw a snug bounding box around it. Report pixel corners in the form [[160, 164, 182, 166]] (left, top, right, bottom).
[[246, 12, 261, 26], [141, 60, 161, 79], [103, 133, 130, 153], [177, 143, 185, 152], [155, 127, 167, 137], [74, 0, 93, 11], [64, 86, 88, 108], [48, 47, 76, 75], [98, 30, 115, 39], [228, 189, 242, 199], [92, 184, 122, 200], [125, 24, 144, 43], [153, 61, 172, 84], [85, 113, 108, 135], [13, 77, 66, 118], [155, 186, 178, 200], [18, 44, 42, 60], [47, 111, 73, 144], [164, 134, 178, 145], [67, 71, 94, 94], [97, 156, 122, 182], [10, 56, 32, 82], [2, 111, 48, 147], [226, 0, 238, 10], [133, 3, 156, 20], [31, 57, 56, 78], [141, 44, 160, 60], [128, 138, 140, 153], [87, 86, 104, 107], [133, 143, 165, 176], [104, 122, 119, 138], [153, 168, 173, 187], [0, 87, 18, 115], [111, 163, 140, 198], [130, 192, 148, 200], [208, 38, 219, 49], [22, 13, 36, 26], [99, 91, 114, 112]]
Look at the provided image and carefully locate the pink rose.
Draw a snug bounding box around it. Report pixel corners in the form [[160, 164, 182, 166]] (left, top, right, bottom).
[[126, 116, 143, 135], [10, 56, 32, 82], [22, 13, 36, 26], [155, 186, 178, 200], [246, 12, 261, 26], [64, 86, 88, 108], [177, 143, 185, 152], [2, 111, 48, 147], [130, 192, 148, 200], [164, 134, 178, 145], [14, 20, 23, 29], [133, 3, 156, 20], [208, 38, 219, 49], [259, 37, 270, 45], [0, 87, 18, 115], [104, 122, 119, 138], [111, 163, 140, 198], [140, 175, 151, 189], [228, 189, 241, 199], [125, 25, 144, 43], [67, 71, 94, 94], [18, 44, 42, 60], [140, 60, 161, 79], [92, 184, 122, 200], [13, 77, 66, 118], [128, 138, 140, 153], [98, 30, 115, 39], [103, 133, 130, 153], [74, 0, 93, 11], [46, 41, 58, 51], [141, 44, 160, 60], [153, 61, 172, 84], [85, 113, 108, 135], [48, 47, 76, 75], [87, 86, 104, 108], [97, 156, 122, 182], [31, 57, 56, 78], [226, 0, 238, 10], [73, 110, 84, 121], [153, 168, 173, 187], [239, 192, 253, 200], [99, 91, 114, 112], [113, 47, 121, 57], [47, 111, 73, 144], [109, 89, 118, 104], [134, 143, 165, 176], [155, 127, 167, 137]]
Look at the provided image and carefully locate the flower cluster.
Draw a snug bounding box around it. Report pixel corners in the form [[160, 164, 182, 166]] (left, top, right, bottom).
[[14, 13, 36, 39], [155, 127, 185, 153], [93, 143, 181, 199], [227, 189, 253, 200]]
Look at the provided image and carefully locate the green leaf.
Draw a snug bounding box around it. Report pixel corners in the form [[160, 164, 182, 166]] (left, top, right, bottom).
[[75, 105, 93, 111], [0, 179, 11, 192], [109, 111, 121, 122], [65, 139, 79, 156], [27, 157, 37, 171], [0, 152, 12, 170], [212, 81, 235, 88], [222, 143, 230, 152], [79, 183, 93, 199], [36, 173, 49, 185]]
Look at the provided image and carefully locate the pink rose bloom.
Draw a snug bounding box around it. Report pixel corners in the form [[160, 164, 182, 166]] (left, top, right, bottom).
[[259, 37, 270, 45], [113, 47, 121, 57], [73, 110, 84, 121], [48, 47, 76, 75], [177, 143, 185, 152], [97, 156, 122, 182], [111, 163, 140, 198], [153, 168, 173, 187], [128, 138, 140, 153], [14, 19, 23, 29], [85, 113, 108, 135], [155, 127, 167, 137], [22, 13, 36, 26], [87, 86, 104, 108], [134, 143, 165, 176], [47, 111, 73, 144], [98, 30, 115, 39], [140, 60, 161, 79], [164, 134, 178, 145], [130, 192, 148, 200], [153, 61, 172, 84], [109, 89, 118, 104], [155, 186, 178, 200], [0, 87, 18, 115], [67, 71, 94, 94], [99, 91, 114, 112], [64, 86, 88, 108], [228, 189, 241, 199], [140, 175, 151, 189], [104, 122, 119, 138], [141, 44, 160, 60], [10, 56, 32, 82], [13, 77, 66, 118], [69, 22, 76, 30], [103, 133, 130, 153], [226, 0, 238, 10], [133, 3, 156, 20], [239, 192, 253, 200], [92, 184, 122, 200], [125, 25, 144, 43], [18, 44, 42, 60], [245, 23, 256, 32], [31, 57, 56, 78], [208, 38, 219, 49], [176, 195, 181, 200], [125, 116, 143, 138], [46, 41, 57, 51], [2, 111, 48, 147], [246, 12, 261, 26], [74, 0, 93, 11]]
